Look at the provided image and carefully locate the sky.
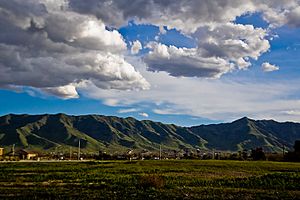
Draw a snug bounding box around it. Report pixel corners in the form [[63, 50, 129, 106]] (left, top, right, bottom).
[[0, 0, 300, 126]]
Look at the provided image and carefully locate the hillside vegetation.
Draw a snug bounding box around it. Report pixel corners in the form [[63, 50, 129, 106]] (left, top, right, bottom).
[[0, 114, 299, 153]]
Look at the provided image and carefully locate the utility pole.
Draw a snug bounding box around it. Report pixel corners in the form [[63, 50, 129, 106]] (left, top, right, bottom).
[[282, 144, 285, 157], [12, 144, 15, 156], [78, 139, 81, 160], [159, 145, 162, 160], [69, 147, 72, 160]]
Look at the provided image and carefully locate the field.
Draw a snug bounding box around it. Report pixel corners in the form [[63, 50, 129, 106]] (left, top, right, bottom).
[[0, 160, 299, 199]]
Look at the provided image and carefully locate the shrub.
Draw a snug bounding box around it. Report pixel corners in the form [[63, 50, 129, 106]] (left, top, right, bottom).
[[251, 148, 266, 160], [138, 174, 164, 189]]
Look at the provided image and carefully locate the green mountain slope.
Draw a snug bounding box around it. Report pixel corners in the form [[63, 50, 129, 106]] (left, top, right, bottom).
[[0, 114, 206, 153], [189, 117, 300, 152], [0, 114, 299, 153]]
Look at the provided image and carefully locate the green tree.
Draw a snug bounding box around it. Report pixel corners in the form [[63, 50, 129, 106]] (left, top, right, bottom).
[[294, 140, 300, 153]]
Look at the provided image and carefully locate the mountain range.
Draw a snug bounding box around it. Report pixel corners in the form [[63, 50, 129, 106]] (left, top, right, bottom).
[[0, 114, 299, 153]]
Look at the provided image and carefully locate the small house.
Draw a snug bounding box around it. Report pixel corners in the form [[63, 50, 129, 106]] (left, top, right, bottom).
[[0, 148, 4, 156], [18, 149, 38, 160]]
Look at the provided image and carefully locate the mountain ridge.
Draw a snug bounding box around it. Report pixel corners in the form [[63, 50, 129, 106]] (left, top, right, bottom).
[[0, 113, 299, 153]]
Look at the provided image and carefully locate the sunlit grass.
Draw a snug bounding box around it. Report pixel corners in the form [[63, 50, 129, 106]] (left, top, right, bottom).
[[0, 160, 299, 199]]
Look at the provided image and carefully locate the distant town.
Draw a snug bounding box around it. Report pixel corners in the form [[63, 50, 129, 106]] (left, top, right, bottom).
[[1, 140, 299, 162]]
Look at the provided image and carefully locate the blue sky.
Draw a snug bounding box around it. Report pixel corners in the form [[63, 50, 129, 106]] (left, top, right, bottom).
[[0, 89, 215, 126], [1, 1, 300, 126]]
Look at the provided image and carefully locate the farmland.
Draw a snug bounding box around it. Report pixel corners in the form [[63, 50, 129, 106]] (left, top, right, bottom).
[[0, 160, 299, 199]]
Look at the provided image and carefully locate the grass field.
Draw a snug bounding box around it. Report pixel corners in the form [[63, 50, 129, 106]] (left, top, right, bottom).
[[0, 160, 299, 199]]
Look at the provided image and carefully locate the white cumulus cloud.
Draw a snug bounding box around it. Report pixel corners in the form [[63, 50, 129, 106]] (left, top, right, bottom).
[[0, 0, 149, 99], [144, 23, 270, 78], [79, 57, 300, 123], [131, 40, 142, 55], [262, 62, 280, 72], [117, 108, 139, 113], [43, 84, 79, 99], [138, 112, 149, 118], [67, 0, 299, 79], [145, 42, 232, 78], [159, 26, 167, 35], [69, 0, 300, 31], [283, 110, 300, 116], [1, 0, 300, 122]]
